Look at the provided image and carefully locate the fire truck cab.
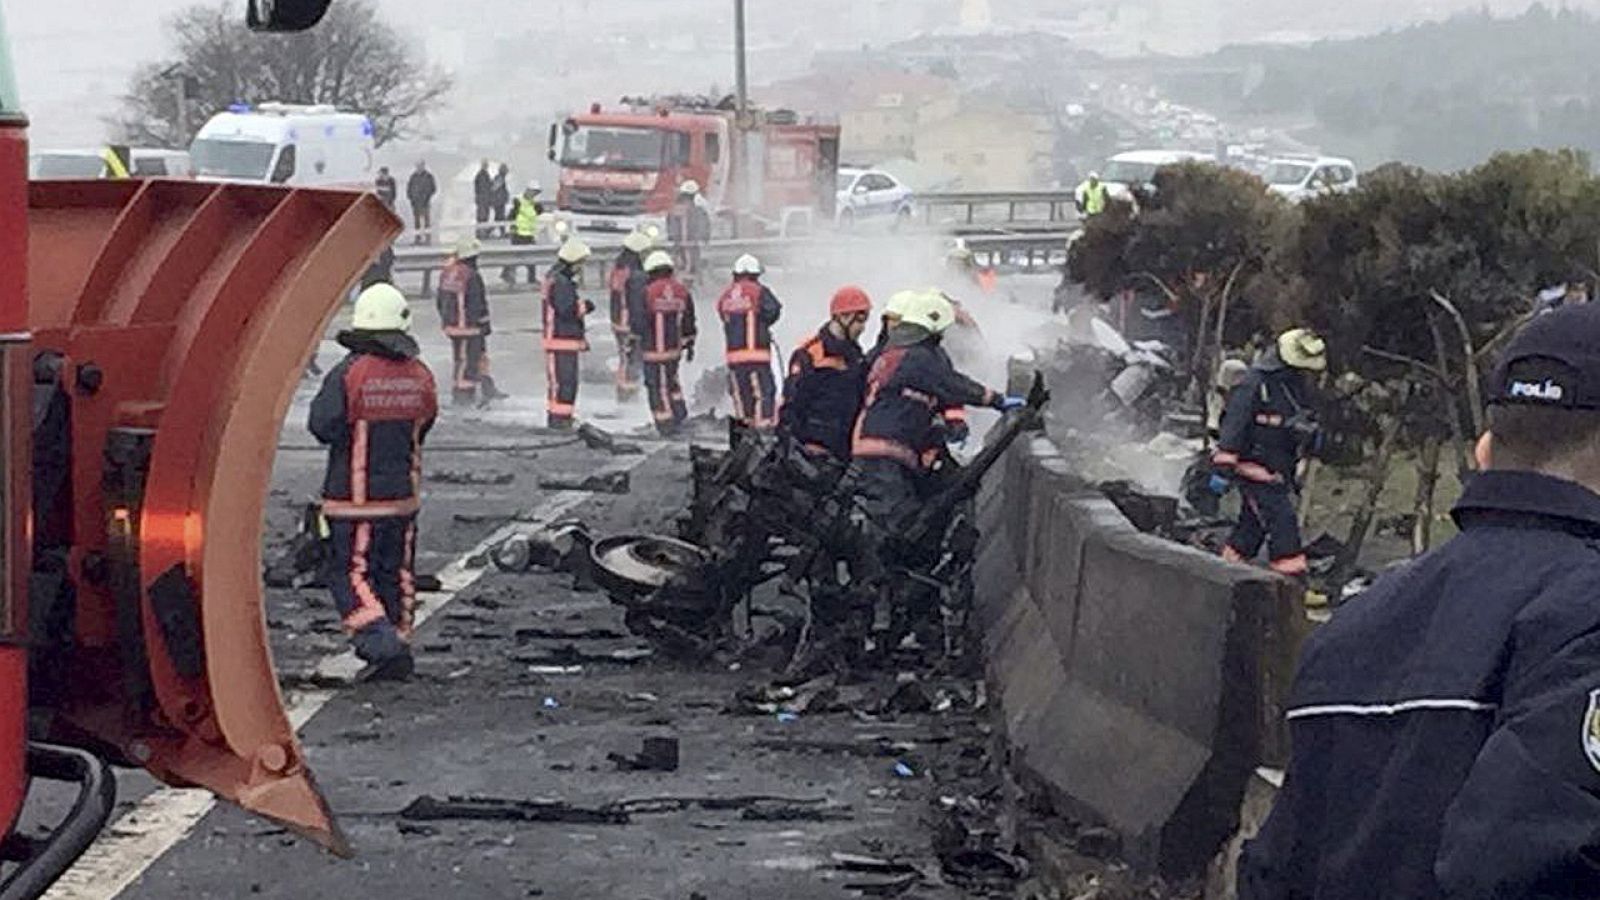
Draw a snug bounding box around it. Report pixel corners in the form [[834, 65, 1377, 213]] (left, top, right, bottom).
[[549, 96, 840, 237]]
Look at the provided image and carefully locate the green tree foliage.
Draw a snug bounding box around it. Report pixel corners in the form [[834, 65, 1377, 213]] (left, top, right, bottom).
[[112, 0, 451, 148]]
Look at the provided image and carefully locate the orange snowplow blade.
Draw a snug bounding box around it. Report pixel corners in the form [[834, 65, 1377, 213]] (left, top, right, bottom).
[[27, 179, 399, 855]]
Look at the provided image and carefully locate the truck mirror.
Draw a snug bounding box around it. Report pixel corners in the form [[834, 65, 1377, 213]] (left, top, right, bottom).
[[246, 0, 332, 31]]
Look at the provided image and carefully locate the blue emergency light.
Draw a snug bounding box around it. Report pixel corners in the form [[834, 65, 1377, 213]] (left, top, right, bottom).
[[228, 102, 252, 113]]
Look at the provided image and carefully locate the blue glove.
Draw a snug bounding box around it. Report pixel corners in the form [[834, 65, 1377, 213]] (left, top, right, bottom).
[[996, 395, 1028, 412], [1207, 473, 1232, 496]]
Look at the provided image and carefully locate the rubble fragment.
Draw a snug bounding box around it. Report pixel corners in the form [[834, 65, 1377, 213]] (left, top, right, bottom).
[[537, 471, 631, 494]]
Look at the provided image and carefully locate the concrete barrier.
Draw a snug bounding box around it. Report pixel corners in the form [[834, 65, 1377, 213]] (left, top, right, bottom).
[[977, 435, 1302, 880]]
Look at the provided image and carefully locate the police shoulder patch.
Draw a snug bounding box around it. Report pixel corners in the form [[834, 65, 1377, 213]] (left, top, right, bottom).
[[1583, 689, 1600, 774]]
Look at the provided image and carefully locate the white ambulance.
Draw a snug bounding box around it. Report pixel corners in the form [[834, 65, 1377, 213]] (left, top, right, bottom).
[[189, 102, 374, 188]]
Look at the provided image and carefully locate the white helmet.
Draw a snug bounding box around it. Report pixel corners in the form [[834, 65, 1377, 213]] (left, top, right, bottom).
[[679, 179, 701, 196], [642, 223, 663, 245], [453, 235, 482, 260], [896, 288, 958, 335], [525, 180, 542, 194], [732, 254, 763, 276], [557, 238, 592, 264], [644, 250, 676, 273], [352, 283, 412, 332], [552, 219, 572, 238], [623, 229, 653, 253]]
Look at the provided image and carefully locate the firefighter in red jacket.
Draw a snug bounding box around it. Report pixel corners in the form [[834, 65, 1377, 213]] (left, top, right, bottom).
[[631, 250, 698, 435], [309, 284, 438, 680], [716, 254, 783, 428], [436, 236, 505, 407], [779, 285, 873, 461], [541, 238, 594, 429], [609, 227, 655, 402]]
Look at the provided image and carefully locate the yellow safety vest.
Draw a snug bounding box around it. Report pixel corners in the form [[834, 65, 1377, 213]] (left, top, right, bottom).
[[1079, 181, 1107, 216], [513, 198, 541, 238]]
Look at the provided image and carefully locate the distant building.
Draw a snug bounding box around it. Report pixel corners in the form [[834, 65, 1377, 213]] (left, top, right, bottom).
[[765, 69, 959, 165], [915, 107, 1054, 190]]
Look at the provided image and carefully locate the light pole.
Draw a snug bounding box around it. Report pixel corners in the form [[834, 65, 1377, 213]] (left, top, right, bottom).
[[732, 0, 750, 234]]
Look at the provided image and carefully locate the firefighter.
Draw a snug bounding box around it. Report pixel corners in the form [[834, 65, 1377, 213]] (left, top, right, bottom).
[[609, 226, 654, 402], [667, 180, 711, 282], [852, 289, 1023, 534], [632, 250, 697, 436], [778, 285, 873, 460], [501, 181, 543, 286], [1240, 302, 1600, 899], [541, 238, 594, 429], [308, 283, 438, 680], [1210, 327, 1325, 579], [436, 236, 505, 407], [716, 254, 783, 429]]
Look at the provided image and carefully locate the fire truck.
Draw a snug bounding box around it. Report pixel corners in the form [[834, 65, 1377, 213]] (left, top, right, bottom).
[[548, 96, 841, 236], [0, 1, 374, 895]]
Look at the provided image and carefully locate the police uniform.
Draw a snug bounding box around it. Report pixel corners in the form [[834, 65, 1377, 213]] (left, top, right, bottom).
[[309, 326, 437, 674], [541, 258, 591, 429], [1212, 354, 1317, 577], [609, 247, 647, 400], [633, 270, 696, 435], [436, 255, 494, 406], [716, 276, 783, 429], [503, 193, 542, 284], [1241, 305, 1600, 898], [779, 324, 867, 461]]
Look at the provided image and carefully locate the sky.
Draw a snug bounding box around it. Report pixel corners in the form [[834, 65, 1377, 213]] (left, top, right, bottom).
[[5, 0, 1598, 148]]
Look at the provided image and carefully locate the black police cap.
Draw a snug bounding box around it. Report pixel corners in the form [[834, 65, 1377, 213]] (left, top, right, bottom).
[[1491, 302, 1600, 409]]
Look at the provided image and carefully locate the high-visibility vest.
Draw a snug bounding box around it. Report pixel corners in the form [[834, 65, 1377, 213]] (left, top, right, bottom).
[[513, 198, 540, 238], [1078, 181, 1107, 216]]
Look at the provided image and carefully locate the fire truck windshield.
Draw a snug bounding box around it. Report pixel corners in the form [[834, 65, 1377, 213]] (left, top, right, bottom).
[[561, 125, 665, 171], [0, 2, 19, 113]]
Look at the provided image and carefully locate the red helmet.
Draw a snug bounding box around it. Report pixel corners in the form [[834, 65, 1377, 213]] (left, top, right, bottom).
[[830, 285, 872, 317]]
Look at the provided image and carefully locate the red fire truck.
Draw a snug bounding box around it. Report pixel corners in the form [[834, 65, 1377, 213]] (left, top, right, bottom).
[[548, 96, 840, 236]]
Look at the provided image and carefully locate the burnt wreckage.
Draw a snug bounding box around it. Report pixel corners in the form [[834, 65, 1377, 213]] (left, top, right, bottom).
[[592, 374, 1050, 672]]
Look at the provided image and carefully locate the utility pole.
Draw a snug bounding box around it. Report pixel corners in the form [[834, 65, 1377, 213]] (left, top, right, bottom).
[[732, 0, 750, 235], [161, 64, 191, 145]]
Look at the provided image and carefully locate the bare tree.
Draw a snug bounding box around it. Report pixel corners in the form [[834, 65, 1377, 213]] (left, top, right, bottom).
[[111, 0, 451, 148]]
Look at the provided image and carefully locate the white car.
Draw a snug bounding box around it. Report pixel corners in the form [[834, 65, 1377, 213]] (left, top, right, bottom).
[[835, 167, 914, 228], [1264, 155, 1359, 202], [30, 147, 193, 179], [1100, 150, 1216, 199]]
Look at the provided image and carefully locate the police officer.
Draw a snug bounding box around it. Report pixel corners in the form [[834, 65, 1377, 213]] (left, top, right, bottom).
[[436, 236, 505, 407], [632, 250, 697, 436], [1210, 327, 1324, 579], [1240, 302, 1600, 899], [610, 226, 654, 402], [501, 181, 543, 286], [1075, 171, 1107, 216], [779, 286, 873, 461], [541, 238, 593, 429], [853, 289, 1022, 534], [309, 284, 438, 680], [716, 254, 783, 429]]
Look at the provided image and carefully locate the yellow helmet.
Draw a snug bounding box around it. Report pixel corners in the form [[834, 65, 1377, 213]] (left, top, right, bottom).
[[644, 250, 675, 273], [1278, 328, 1328, 372], [896, 289, 958, 335], [352, 283, 411, 332], [557, 238, 592, 265], [883, 289, 918, 324], [623, 229, 653, 253]]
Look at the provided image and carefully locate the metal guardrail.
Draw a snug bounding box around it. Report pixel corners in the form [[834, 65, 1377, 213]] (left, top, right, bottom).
[[390, 230, 1074, 295], [915, 190, 1081, 227]]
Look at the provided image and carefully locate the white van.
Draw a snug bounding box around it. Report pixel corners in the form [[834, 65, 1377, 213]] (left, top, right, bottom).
[[189, 102, 374, 188], [1100, 149, 1216, 199], [1263, 155, 1359, 203]]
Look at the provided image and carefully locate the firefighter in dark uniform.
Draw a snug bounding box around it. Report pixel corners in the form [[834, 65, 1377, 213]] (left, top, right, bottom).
[[309, 284, 438, 680], [852, 289, 1022, 534], [779, 285, 873, 461], [667, 180, 711, 283], [716, 253, 783, 429], [632, 250, 697, 436], [541, 238, 593, 429], [436, 236, 505, 407], [609, 227, 653, 402], [1241, 302, 1600, 899], [1210, 328, 1325, 579]]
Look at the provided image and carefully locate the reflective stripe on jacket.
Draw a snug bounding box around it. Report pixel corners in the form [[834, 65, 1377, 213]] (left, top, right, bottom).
[[310, 351, 437, 516], [716, 278, 782, 364]]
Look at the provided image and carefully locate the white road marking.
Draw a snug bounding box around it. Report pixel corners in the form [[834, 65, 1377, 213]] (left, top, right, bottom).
[[44, 455, 654, 900]]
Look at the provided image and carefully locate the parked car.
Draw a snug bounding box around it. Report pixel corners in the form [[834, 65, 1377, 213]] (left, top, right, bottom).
[[835, 166, 914, 228], [30, 147, 193, 179], [1263, 155, 1359, 202]]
